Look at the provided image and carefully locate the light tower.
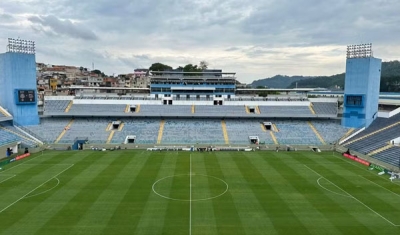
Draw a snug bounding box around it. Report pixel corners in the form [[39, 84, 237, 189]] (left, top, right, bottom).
[[0, 38, 39, 125], [341, 43, 382, 128]]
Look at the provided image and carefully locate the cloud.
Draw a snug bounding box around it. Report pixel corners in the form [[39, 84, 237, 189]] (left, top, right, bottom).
[[0, 0, 399, 83], [28, 15, 98, 40]]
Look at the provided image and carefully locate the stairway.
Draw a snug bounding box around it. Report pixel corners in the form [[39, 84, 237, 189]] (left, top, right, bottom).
[[308, 121, 326, 145], [309, 104, 316, 115], [221, 120, 229, 144], [157, 120, 165, 144], [368, 144, 394, 156], [269, 131, 278, 145], [64, 101, 73, 113], [106, 131, 115, 144], [55, 119, 74, 143]]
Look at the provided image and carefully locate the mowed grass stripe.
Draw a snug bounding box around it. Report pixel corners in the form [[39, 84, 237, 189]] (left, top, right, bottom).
[[190, 153, 218, 235], [0, 151, 106, 234], [0, 151, 75, 197], [231, 153, 310, 234], [259, 152, 364, 234], [297, 153, 398, 227], [300, 153, 400, 225], [34, 151, 137, 234], [31, 151, 113, 235], [134, 152, 179, 235], [100, 151, 165, 235], [162, 152, 190, 235], [69, 151, 151, 235], [326, 153, 400, 196], [204, 153, 246, 235]]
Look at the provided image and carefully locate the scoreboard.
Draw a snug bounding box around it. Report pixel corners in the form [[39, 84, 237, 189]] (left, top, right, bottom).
[[15, 89, 36, 104]]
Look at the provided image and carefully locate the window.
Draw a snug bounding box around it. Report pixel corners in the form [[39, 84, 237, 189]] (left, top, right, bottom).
[[346, 95, 363, 106]]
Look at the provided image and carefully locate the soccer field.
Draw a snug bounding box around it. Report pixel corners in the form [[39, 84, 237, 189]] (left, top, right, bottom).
[[0, 150, 400, 235]]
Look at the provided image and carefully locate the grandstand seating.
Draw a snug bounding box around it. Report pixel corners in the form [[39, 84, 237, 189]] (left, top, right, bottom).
[[274, 120, 321, 145], [112, 118, 159, 144], [25, 118, 71, 143], [195, 106, 246, 115], [311, 120, 349, 144], [312, 102, 337, 115], [0, 125, 37, 147], [68, 104, 126, 114], [162, 119, 225, 144], [58, 118, 111, 144], [225, 120, 274, 144], [139, 105, 192, 115], [343, 113, 400, 154], [258, 106, 313, 117], [371, 146, 400, 166], [0, 129, 19, 146], [44, 100, 70, 113]]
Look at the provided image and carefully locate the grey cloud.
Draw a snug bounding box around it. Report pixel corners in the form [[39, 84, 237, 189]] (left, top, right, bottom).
[[28, 15, 98, 40]]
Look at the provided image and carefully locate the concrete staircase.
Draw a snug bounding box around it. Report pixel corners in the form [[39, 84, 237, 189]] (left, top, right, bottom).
[[221, 120, 229, 144], [157, 120, 165, 144]]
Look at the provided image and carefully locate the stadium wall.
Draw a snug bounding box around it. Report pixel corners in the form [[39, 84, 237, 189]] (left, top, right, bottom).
[[0, 52, 39, 125]]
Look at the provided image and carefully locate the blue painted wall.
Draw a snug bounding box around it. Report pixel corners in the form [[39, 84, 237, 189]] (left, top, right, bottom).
[[0, 52, 39, 125], [342, 57, 382, 128]]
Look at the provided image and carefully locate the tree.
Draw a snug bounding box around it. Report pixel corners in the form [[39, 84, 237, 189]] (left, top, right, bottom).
[[183, 64, 202, 76], [199, 61, 209, 70], [149, 63, 172, 71]]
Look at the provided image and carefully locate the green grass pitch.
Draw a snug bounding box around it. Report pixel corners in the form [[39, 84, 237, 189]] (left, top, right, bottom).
[[0, 150, 400, 235]]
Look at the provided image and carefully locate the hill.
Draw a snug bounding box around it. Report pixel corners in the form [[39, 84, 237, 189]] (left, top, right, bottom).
[[252, 61, 400, 91], [251, 75, 310, 88]]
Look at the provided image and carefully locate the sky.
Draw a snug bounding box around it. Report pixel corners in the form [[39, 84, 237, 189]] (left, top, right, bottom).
[[0, 0, 399, 83]]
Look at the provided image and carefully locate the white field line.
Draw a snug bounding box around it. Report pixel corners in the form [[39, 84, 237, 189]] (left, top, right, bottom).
[[24, 177, 60, 199], [189, 153, 192, 235], [0, 164, 74, 214], [304, 164, 400, 227], [359, 175, 400, 198], [0, 175, 16, 184], [331, 152, 400, 187], [0, 154, 46, 174], [316, 177, 351, 198]]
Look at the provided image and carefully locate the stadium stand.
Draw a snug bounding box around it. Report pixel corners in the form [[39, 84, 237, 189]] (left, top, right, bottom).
[[311, 120, 350, 144], [162, 119, 225, 144], [195, 105, 246, 115], [0, 129, 19, 146], [0, 125, 37, 147], [312, 102, 338, 115], [58, 118, 111, 144], [225, 119, 275, 144], [371, 146, 400, 166], [44, 100, 70, 113], [68, 104, 127, 114], [273, 120, 321, 145], [139, 105, 192, 116], [112, 118, 159, 144], [25, 118, 71, 143], [258, 106, 314, 117], [343, 113, 400, 153]]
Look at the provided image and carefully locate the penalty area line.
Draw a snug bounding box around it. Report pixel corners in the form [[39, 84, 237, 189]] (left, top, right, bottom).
[[0, 175, 16, 184], [0, 164, 74, 214], [304, 164, 400, 227]]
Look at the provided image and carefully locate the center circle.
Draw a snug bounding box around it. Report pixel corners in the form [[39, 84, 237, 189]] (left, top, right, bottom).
[[152, 174, 229, 201]]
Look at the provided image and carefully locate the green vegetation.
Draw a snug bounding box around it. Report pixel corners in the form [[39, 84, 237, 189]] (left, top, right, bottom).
[[0, 150, 399, 234], [253, 61, 400, 91]]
